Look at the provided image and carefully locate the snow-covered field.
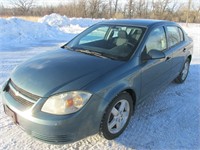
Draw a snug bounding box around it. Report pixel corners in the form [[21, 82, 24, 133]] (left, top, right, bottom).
[[0, 14, 199, 150]]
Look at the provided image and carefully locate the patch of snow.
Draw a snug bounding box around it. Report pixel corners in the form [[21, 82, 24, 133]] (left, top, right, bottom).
[[39, 13, 70, 28], [60, 24, 86, 34]]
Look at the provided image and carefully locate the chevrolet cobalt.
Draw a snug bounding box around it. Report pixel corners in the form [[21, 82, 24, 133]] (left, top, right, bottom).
[[2, 19, 193, 144]]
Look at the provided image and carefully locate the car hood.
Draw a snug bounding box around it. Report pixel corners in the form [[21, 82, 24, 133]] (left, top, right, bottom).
[[11, 48, 124, 97]]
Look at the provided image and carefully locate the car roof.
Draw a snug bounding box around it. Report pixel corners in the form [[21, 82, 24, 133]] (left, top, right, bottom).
[[97, 19, 177, 28]]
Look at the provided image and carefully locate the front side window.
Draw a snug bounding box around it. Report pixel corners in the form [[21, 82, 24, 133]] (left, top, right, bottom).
[[166, 26, 182, 47], [64, 24, 146, 61], [145, 27, 167, 53]]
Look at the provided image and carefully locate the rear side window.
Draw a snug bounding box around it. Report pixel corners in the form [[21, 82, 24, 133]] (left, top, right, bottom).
[[166, 26, 183, 47]]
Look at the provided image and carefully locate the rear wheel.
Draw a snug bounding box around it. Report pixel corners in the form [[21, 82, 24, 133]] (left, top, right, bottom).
[[100, 93, 133, 140], [174, 58, 190, 83]]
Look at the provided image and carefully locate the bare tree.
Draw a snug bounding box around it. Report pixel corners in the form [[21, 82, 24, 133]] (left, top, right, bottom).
[[135, 0, 146, 18], [151, 0, 172, 19], [9, 0, 34, 15], [114, 0, 119, 15], [107, 0, 118, 17], [0, 3, 5, 15], [88, 0, 102, 18], [128, 0, 134, 18], [190, 2, 200, 23], [144, 0, 149, 18], [78, 0, 88, 17], [197, 5, 200, 22], [108, 0, 113, 17]]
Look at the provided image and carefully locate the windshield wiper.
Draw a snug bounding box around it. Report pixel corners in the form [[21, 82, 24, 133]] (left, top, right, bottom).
[[62, 45, 74, 51], [75, 49, 108, 59], [64, 47, 119, 60], [100, 53, 120, 60]]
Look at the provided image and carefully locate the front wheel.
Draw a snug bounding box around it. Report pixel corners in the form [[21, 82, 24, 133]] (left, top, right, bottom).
[[174, 58, 190, 83], [99, 93, 133, 140]]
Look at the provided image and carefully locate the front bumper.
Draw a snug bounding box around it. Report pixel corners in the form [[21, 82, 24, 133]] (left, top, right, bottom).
[[2, 89, 102, 144], [3, 103, 75, 143]]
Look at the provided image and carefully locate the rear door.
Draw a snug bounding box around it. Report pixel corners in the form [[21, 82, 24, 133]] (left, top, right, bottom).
[[140, 26, 173, 97], [165, 26, 188, 79]]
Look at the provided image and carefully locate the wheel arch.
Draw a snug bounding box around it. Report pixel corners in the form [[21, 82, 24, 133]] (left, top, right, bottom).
[[98, 85, 138, 118], [123, 89, 136, 108], [188, 55, 192, 62], [98, 87, 137, 139]]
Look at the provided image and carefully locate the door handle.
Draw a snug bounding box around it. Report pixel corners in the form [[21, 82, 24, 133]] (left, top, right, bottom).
[[165, 57, 171, 61], [183, 48, 186, 52]]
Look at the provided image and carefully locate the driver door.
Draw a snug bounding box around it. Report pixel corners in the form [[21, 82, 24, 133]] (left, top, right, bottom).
[[140, 26, 173, 97]]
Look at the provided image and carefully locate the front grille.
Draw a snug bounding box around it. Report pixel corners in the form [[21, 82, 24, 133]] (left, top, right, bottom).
[[8, 87, 34, 107], [10, 80, 40, 101], [7, 80, 41, 108]]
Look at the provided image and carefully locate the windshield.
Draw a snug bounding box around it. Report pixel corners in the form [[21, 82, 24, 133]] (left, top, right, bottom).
[[63, 24, 146, 61]]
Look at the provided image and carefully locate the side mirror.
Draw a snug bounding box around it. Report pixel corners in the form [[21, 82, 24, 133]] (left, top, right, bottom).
[[148, 49, 165, 59], [142, 49, 165, 60]]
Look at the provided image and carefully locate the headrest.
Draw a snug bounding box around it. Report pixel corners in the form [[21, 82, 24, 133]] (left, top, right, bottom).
[[134, 29, 142, 34], [131, 29, 142, 40], [118, 30, 127, 39]]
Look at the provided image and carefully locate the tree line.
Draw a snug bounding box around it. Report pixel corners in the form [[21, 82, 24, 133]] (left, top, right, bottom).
[[0, 0, 200, 23]]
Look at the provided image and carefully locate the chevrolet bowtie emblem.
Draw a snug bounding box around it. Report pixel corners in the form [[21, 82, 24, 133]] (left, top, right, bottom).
[[15, 91, 20, 96]]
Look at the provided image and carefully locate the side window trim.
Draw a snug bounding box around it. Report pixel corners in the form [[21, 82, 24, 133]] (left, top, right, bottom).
[[162, 26, 168, 51], [178, 27, 184, 41]]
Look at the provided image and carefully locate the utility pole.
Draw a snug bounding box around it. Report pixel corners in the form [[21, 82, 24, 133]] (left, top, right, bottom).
[[186, 0, 192, 26]]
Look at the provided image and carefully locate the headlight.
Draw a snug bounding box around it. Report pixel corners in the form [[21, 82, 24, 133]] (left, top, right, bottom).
[[41, 91, 92, 115]]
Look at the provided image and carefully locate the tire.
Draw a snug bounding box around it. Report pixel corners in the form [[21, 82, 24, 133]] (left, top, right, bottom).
[[99, 92, 133, 140], [174, 58, 190, 83]]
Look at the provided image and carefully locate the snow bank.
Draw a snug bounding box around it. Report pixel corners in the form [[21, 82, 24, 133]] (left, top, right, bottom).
[[0, 17, 73, 48], [39, 13, 101, 28], [0, 14, 102, 48], [39, 13, 102, 33]]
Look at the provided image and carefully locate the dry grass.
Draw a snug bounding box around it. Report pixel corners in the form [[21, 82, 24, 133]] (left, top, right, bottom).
[[0, 16, 41, 22]]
